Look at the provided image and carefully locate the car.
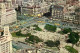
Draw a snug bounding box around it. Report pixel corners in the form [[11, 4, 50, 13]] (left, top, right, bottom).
[[37, 21, 41, 22], [54, 23, 60, 26]]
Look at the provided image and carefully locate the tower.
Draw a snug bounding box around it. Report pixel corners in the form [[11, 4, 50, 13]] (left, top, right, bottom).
[[0, 26, 12, 53], [0, 0, 17, 28]]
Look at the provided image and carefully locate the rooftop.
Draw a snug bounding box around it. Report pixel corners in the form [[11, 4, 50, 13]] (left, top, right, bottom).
[[51, 5, 63, 10], [12, 41, 35, 50]]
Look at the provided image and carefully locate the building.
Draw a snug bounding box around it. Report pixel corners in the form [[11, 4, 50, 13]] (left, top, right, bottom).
[[0, 26, 12, 53], [13, 41, 36, 53], [12, 0, 16, 4], [63, 14, 75, 23], [0, 0, 17, 28], [54, 0, 67, 5], [22, 0, 50, 15], [16, 0, 23, 6], [37, 48, 59, 53], [79, 0, 80, 6], [12, 41, 59, 53], [75, 8, 80, 24], [63, 6, 80, 24], [12, 0, 18, 8], [50, 5, 64, 20]]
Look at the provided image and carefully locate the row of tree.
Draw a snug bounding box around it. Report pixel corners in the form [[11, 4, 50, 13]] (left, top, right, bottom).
[[16, 30, 27, 37], [58, 28, 72, 34], [68, 32, 79, 47], [25, 33, 43, 44], [45, 40, 60, 47], [45, 24, 57, 32], [33, 25, 42, 31], [44, 24, 79, 53]]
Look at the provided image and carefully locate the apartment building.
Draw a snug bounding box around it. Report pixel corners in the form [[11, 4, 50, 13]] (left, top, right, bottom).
[[0, 26, 12, 53], [63, 14, 75, 22], [0, 0, 17, 28], [22, 0, 50, 15], [50, 5, 64, 20], [75, 8, 80, 24]]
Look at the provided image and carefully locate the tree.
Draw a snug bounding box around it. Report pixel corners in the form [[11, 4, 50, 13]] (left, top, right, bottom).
[[34, 36, 43, 43], [16, 31, 27, 37], [62, 28, 72, 34], [34, 27, 42, 31], [33, 24, 38, 27], [68, 32, 79, 47], [43, 12, 51, 17], [54, 40, 60, 47], [45, 24, 57, 32], [45, 40, 54, 47], [16, 30, 22, 36], [28, 35, 34, 42], [15, 5, 21, 12], [45, 40, 60, 47], [27, 26, 30, 28], [33, 25, 42, 31], [28, 35, 43, 43], [26, 33, 32, 37], [1, 32, 3, 35], [65, 46, 78, 53]]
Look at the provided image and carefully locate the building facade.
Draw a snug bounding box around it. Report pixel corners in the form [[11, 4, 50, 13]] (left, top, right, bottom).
[[22, 0, 50, 15], [63, 14, 75, 23], [75, 8, 80, 24], [50, 5, 64, 20], [0, 0, 17, 28], [0, 26, 12, 53]]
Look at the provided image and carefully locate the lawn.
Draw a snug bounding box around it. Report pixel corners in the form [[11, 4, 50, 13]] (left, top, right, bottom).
[[33, 24, 42, 31], [11, 32, 27, 37], [65, 46, 78, 53]]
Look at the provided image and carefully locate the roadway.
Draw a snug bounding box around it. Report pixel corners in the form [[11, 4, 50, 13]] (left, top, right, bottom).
[[9, 15, 80, 32]]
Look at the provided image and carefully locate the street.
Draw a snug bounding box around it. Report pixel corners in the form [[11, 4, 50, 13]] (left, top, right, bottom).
[[9, 15, 80, 32]]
